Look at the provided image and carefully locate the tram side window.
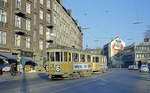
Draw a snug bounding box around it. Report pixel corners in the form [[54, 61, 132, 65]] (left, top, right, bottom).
[[87, 55, 91, 62], [72, 53, 79, 62], [80, 54, 85, 62], [47, 52, 49, 61], [50, 52, 54, 62], [69, 53, 71, 62], [56, 52, 60, 62], [96, 57, 99, 63], [93, 57, 95, 63], [64, 52, 67, 62], [61, 52, 63, 62]]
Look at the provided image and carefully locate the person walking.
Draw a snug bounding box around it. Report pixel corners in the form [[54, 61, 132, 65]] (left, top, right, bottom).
[[10, 63, 16, 76], [0, 68, 3, 75], [0, 59, 3, 75]]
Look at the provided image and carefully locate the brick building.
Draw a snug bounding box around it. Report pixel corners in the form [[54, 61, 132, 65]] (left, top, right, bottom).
[[0, 0, 83, 69]]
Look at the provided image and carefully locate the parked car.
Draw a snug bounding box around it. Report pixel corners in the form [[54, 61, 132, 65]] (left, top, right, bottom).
[[128, 65, 138, 70], [2, 66, 10, 72], [139, 64, 149, 72]]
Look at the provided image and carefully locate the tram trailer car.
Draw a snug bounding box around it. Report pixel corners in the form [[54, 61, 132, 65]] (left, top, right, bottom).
[[45, 48, 107, 79]]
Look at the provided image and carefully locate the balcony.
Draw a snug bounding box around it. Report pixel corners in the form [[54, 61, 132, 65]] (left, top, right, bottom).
[[46, 24, 54, 29], [0, 1, 8, 8], [0, 22, 8, 28], [14, 28, 27, 36], [47, 40, 53, 43], [15, 8, 26, 18], [46, 36, 55, 43]]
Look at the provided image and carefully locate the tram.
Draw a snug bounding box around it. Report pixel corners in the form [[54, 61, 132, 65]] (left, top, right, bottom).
[[45, 48, 107, 79]]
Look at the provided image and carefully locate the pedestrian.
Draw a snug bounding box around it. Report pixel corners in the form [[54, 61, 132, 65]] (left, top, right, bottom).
[[0, 68, 3, 75], [0, 59, 3, 75], [17, 63, 23, 74], [10, 63, 16, 76]]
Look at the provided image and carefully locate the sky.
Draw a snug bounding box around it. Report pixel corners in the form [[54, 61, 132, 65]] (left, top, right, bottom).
[[63, 0, 150, 49]]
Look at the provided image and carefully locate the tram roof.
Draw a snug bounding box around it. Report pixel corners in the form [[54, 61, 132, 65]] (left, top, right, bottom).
[[47, 47, 105, 57]]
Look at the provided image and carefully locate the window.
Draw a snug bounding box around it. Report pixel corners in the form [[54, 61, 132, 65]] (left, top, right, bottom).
[[0, 31, 6, 44], [46, 28, 50, 40], [93, 57, 96, 62], [64, 52, 67, 62], [0, 0, 7, 7], [87, 55, 91, 62], [26, 19, 30, 30], [53, 15, 56, 24], [15, 35, 21, 47], [69, 53, 71, 62], [39, 24, 43, 35], [53, 2, 56, 11], [33, 31, 36, 41], [47, 0, 50, 9], [80, 54, 85, 62], [40, 0, 43, 5], [50, 52, 54, 61], [33, 14, 36, 25], [40, 9, 43, 20], [0, 9, 7, 23], [15, 15, 21, 28], [26, 2, 31, 14], [46, 13, 50, 23], [72, 53, 79, 62], [26, 37, 30, 48], [33, 0, 37, 8], [16, 0, 21, 9], [56, 52, 60, 62], [96, 57, 99, 63], [39, 40, 43, 50], [46, 43, 50, 48]]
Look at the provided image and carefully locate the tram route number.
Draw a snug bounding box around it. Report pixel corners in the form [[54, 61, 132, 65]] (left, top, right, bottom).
[[46, 66, 49, 72], [55, 65, 60, 72]]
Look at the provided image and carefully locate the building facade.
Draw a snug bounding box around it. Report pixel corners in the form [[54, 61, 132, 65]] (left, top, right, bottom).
[[51, 0, 82, 50], [102, 37, 125, 67], [123, 41, 150, 68], [0, 0, 82, 69]]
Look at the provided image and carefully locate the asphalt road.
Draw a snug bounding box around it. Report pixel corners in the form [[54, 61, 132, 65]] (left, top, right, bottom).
[[0, 69, 150, 93]]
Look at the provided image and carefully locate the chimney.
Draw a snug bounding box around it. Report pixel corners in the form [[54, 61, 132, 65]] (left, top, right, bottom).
[[67, 9, 72, 17]]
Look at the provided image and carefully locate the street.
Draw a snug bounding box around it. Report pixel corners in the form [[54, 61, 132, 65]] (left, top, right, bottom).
[[0, 69, 150, 93]]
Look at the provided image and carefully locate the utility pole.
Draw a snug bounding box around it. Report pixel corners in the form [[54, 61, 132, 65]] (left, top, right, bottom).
[[81, 27, 90, 49]]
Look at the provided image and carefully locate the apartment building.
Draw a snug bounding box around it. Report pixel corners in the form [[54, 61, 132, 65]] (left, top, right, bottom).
[[51, 0, 82, 50], [0, 0, 83, 68]]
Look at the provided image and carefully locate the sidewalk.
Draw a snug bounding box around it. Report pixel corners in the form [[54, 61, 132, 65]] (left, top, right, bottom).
[[0, 72, 45, 82]]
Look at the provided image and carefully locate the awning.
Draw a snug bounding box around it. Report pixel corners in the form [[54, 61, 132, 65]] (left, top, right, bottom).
[[21, 57, 35, 68], [0, 53, 17, 60]]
